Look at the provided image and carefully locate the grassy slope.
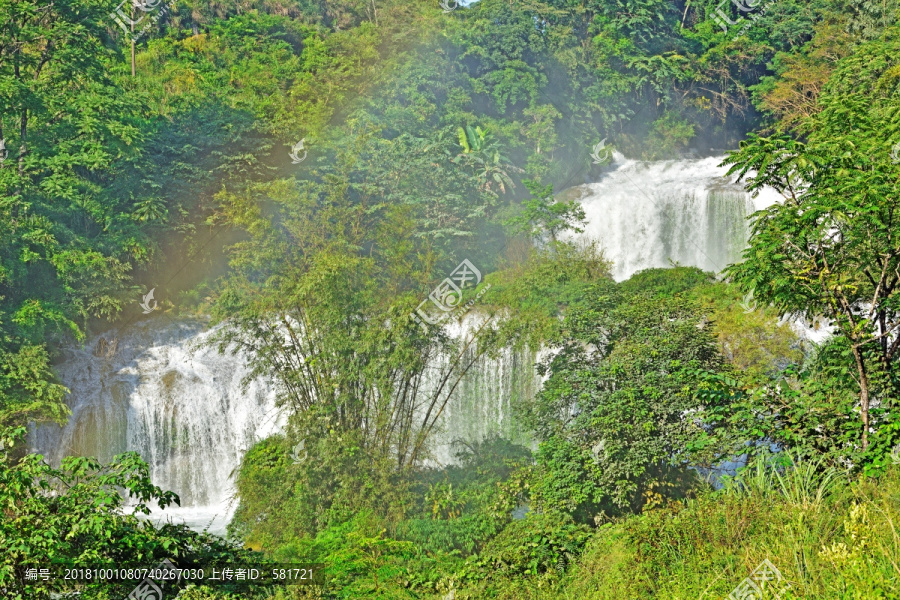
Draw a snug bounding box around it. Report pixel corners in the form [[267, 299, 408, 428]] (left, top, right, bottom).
[[451, 467, 900, 600], [178, 462, 900, 600]]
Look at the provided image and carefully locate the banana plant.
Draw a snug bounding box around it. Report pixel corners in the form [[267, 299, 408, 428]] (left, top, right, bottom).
[[452, 125, 522, 196], [457, 125, 487, 154]]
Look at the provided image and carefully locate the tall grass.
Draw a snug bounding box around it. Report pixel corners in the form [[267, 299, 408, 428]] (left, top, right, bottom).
[[447, 464, 900, 599], [724, 451, 843, 511]]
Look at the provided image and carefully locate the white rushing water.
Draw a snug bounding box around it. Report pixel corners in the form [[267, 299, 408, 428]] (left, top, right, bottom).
[[566, 154, 783, 281], [427, 318, 542, 464], [31, 320, 284, 535], [30, 317, 539, 534], [31, 155, 781, 535]]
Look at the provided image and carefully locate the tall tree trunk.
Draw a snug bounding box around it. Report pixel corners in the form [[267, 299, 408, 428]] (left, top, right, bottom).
[[853, 346, 870, 451], [131, 18, 136, 77], [17, 109, 27, 182]]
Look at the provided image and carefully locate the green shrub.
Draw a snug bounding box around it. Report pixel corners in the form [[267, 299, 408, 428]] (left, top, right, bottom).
[[464, 513, 591, 579], [467, 467, 900, 599], [0, 427, 260, 600]]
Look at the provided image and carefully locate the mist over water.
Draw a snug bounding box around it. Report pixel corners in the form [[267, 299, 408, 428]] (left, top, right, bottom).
[[31, 156, 779, 535]]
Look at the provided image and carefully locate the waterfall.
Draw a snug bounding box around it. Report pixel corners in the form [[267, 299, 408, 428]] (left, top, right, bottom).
[[567, 155, 783, 281], [29, 317, 539, 533], [30, 320, 283, 534], [30, 156, 780, 534], [429, 319, 543, 464]]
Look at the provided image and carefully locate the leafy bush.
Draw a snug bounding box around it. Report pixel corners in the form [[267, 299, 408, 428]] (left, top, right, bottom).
[[521, 272, 727, 520], [460, 513, 591, 581], [229, 433, 414, 547], [0, 428, 259, 600], [618, 266, 714, 298], [266, 513, 422, 599]]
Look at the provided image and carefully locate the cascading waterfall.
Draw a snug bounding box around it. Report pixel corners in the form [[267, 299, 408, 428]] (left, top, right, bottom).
[[30, 320, 284, 534], [566, 155, 783, 280], [29, 318, 541, 534], [30, 155, 781, 534], [428, 321, 542, 464]]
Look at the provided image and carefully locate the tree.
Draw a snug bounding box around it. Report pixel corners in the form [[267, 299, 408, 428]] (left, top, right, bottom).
[[211, 176, 500, 471], [697, 339, 864, 470], [0, 344, 69, 429], [506, 180, 586, 245], [723, 91, 900, 454], [521, 275, 727, 519], [0, 0, 120, 183], [754, 23, 852, 134], [0, 0, 141, 410], [452, 125, 522, 197]]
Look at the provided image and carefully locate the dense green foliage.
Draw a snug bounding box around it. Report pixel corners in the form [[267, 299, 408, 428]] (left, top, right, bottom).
[[0, 0, 840, 417], [722, 29, 900, 464], [0, 427, 260, 599], [7, 0, 900, 596], [522, 277, 725, 519]]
